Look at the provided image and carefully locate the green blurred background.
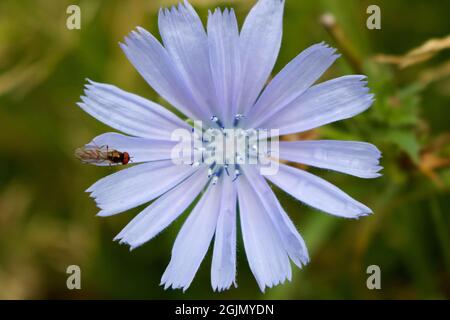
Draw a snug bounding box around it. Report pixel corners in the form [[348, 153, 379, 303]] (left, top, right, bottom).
[[0, 0, 449, 299]]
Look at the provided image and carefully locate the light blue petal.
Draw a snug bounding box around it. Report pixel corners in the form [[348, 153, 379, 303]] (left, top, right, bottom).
[[211, 175, 237, 292], [78, 80, 190, 140], [207, 8, 241, 126], [86, 132, 178, 165], [158, 1, 215, 121], [114, 167, 209, 250], [87, 160, 198, 217], [242, 166, 309, 269], [262, 75, 374, 135], [238, 0, 285, 115], [120, 27, 206, 121], [161, 177, 222, 291], [248, 43, 339, 128], [266, 163, 373, 218], [279, 140, 383, 179], [237, 174, 291, 292]]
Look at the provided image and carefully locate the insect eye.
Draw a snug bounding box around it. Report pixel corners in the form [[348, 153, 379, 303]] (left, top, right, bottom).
[[123, 152, 130, 164]]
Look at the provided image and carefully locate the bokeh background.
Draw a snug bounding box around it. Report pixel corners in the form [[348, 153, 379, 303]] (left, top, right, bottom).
[[0, 0, 449, 299]]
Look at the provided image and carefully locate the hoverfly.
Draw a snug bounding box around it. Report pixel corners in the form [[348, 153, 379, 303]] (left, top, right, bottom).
[[75, 145, 130, 166]]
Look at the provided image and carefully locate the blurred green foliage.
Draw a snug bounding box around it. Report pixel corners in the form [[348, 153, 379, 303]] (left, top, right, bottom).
[[0, 0, 449, 299]]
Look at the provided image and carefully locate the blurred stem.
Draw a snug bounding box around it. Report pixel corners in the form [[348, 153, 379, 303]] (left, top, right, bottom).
[[320, 13, 363, 74], [429, 197, 450, 275]]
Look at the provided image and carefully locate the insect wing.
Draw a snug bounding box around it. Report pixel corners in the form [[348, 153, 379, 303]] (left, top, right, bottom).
[[75, 146, 111, 166]]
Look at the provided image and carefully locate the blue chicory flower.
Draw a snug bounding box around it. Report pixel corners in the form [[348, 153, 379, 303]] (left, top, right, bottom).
[[77, 0, 381, 292]]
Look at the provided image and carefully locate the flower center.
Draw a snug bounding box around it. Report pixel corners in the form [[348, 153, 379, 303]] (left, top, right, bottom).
[[186, 115, 277, 183]]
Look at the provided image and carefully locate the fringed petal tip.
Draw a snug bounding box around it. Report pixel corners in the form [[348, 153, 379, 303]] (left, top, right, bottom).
[[78, 80, 99, 103], [210, 250, 309, 293], [356, 208, 374, 219], [348, 204, 373, 219], [160, 283, 185, 293], [291, 247, 310, 269], [121, 26, 148, 45], [95, 209, 117, 217], [256, 254, 310, 293], [159, 268, 202, 293], [112, 234, 146, 251], [254, 253, 313, 292], [313, 41, 340, 57], [212, 281, 237, 293], [256, 275, 292, 294], [112, 235, 142, 252], [158, 0, 193, 13]]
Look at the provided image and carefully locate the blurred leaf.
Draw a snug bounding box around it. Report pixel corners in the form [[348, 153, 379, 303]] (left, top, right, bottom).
[[442, 168, 450, 187], [383, 130, 420, 164]]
